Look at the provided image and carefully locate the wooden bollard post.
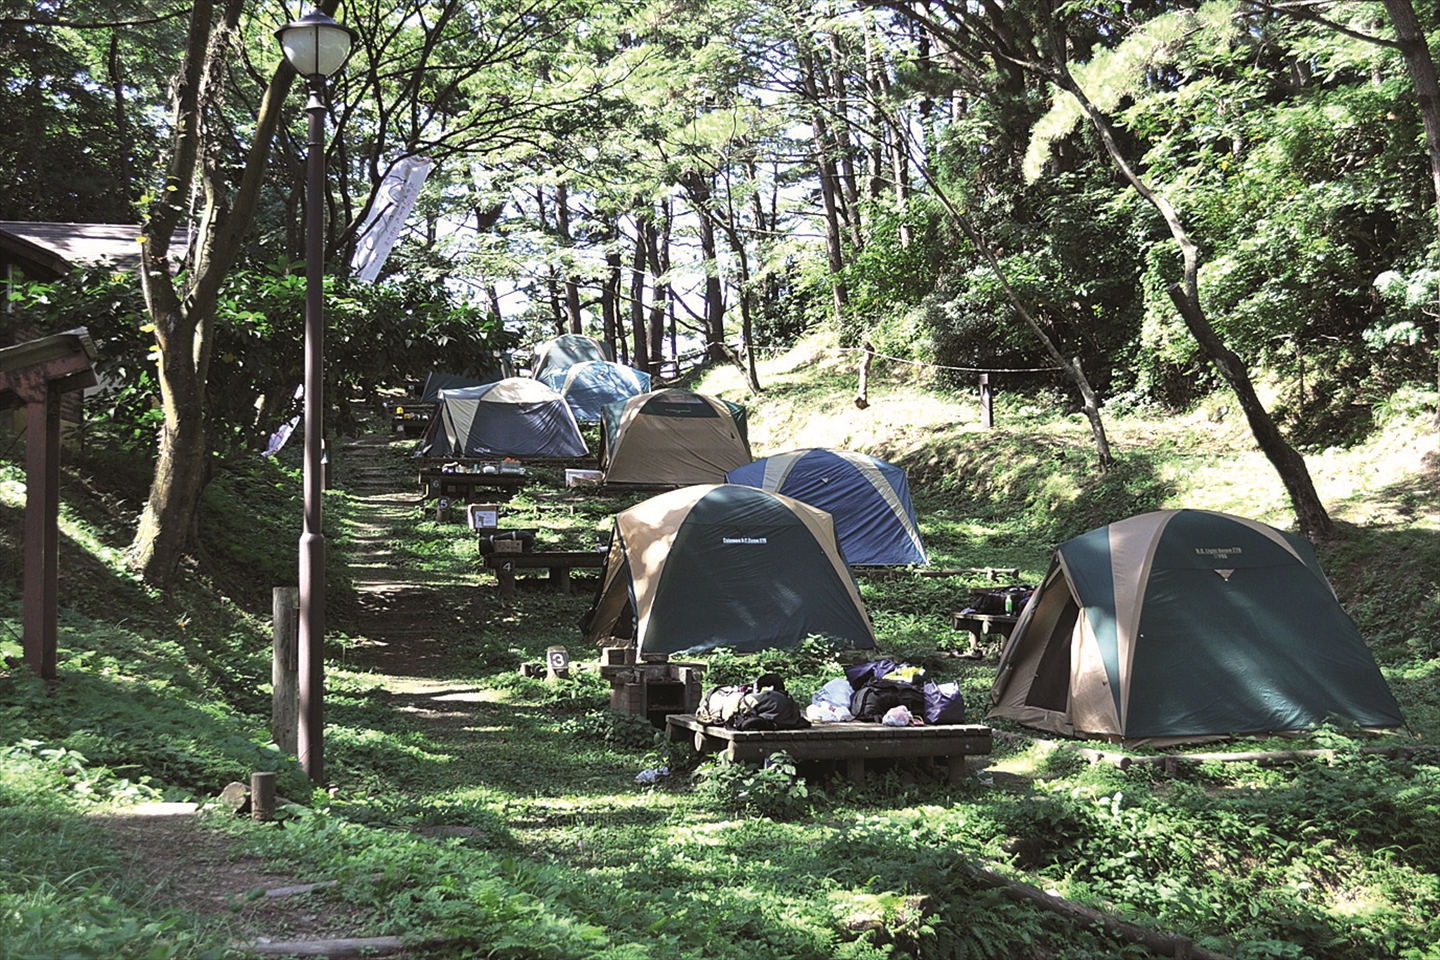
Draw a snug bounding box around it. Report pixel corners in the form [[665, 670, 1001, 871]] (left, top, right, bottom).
[[272, 587, 299, 755], [546, 645, 570, 680], [854, 340, 873, 410], [251, 771, 276, 822], [979, 373, 993, 429]]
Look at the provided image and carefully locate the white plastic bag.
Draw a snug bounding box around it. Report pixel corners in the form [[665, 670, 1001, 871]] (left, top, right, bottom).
[[807, 677, 854, 722], [882, 705, 913, 727]]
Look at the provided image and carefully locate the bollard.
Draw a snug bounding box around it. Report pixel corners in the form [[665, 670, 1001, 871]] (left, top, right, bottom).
[[251, 771, 276, 822], [272, 587, 299, 755], [546, 645, 571, 680], [979, 373, 993, 430]]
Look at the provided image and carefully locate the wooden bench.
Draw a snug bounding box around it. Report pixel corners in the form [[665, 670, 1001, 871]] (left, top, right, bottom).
[[418, 467, 526, 502], [950, 612, 1019, 656], [483, 550, 607, 598], [390, 402, 434, 436], [666, 713, 992, 784]]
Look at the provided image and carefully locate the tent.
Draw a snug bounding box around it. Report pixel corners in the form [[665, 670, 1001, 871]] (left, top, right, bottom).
[[725, 449, 928, 566], [539, 360, 651, 423], [987, 509, 1404, 745], [530, 334, 612, 380], [600, 389, 751, 486], [415, 378, 587, 459], [581, 483, 877, 656], [416, 355, 513, 401]]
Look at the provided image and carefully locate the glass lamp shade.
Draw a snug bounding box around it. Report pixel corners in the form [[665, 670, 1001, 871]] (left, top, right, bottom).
[[276, 9, 356, 80]]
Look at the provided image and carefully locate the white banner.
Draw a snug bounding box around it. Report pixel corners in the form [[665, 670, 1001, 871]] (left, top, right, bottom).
[[350, 156, 433, 283]]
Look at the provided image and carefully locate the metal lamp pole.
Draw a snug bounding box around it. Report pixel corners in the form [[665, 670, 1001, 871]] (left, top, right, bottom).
[[276, 8, 356, 785]]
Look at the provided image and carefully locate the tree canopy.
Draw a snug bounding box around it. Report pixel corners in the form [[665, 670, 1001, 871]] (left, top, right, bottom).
[[4, 0, 1438, 577]]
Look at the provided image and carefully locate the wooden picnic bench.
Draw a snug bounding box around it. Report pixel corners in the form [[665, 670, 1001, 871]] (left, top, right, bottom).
[[950, 611, 1019, 656], [483, 550, 607, 598], [418, 466, 526, 502], [666, 713, 992, 784]]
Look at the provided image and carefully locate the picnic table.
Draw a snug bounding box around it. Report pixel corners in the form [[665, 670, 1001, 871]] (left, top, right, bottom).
[[418, 464, 526, 502], [390, 402, 434, 436], [666, 714, 992, 784], [482, 549, 607, 598], [950, 611, 1020, 657]]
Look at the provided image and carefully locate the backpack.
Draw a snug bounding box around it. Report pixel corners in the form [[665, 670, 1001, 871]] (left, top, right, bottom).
[[850, 678, 925, 723], [695, 684, 751, 724], [728, 688, 809, 731]]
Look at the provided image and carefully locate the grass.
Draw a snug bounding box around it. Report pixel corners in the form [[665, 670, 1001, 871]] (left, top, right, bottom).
[[1, 331, 1439, 958]]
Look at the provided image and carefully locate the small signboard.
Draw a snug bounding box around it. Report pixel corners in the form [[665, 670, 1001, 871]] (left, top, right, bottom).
[[467, 503, 500, 531]]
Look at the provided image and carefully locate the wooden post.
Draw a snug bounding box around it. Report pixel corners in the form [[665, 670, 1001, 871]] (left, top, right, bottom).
[[272, 587, 299, 755], [854, 340, 873, 410], [979, 373, 993, 429], [251, 771, 277, 822]]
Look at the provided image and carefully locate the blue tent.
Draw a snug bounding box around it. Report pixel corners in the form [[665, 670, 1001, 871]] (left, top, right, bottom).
[[726, 449, 927, 566], [539, 360, 651, 423]]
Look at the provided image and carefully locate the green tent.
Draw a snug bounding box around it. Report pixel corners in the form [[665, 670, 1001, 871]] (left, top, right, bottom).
[[988, 509, 1404, 745], [580, 484, 876, 656]]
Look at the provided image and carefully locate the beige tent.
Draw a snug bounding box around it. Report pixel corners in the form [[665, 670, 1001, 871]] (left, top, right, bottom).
[[599, 389, 751, 487]]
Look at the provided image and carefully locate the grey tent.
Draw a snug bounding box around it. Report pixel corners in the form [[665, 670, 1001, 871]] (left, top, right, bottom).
[[416, 378, 587, 459], [988, 509, 1405, 745], [531, 334, 612, 381]]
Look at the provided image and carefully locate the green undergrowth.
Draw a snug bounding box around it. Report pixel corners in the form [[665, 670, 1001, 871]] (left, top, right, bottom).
[[2, 341, 1439, 958]]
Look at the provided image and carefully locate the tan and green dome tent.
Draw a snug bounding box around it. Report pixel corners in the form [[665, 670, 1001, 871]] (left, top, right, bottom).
[[988, 509, 1404, 745], [599, 389, 751, 487], [580, 484, 877, 657]]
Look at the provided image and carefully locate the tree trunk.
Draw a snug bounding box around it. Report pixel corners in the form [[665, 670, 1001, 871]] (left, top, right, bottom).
[[682, 175, 726, 363], [801, 52, 851, 327], [629, 213, 650, 371], [1380, 0, 1440, 425], [128, 0, 301, 585], [1049, 46, 1332, 538], [643, 206, 672, 376], [556, 182, 583, 333]]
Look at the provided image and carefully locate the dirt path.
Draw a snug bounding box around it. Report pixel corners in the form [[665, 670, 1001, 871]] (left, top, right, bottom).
[[96, 431, 486, 958]]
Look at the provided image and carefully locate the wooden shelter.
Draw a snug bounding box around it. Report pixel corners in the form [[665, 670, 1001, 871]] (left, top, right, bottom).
[[0, 329, 98, 679]]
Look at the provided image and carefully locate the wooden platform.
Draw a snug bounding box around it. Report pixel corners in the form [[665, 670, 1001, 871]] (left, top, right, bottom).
[[417, 467, 526, 502], [666, 714, 992, 784], [483, 550, 607, 598]]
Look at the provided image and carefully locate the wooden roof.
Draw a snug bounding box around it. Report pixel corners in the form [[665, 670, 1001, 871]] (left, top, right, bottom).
[[0, 221, 191, 277]]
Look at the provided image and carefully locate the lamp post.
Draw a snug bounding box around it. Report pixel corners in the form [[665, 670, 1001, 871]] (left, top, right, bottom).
[[275, 7, 356, 785]]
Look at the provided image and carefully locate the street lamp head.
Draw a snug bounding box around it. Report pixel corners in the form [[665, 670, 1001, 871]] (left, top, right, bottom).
[[276, 8, 357, 81]]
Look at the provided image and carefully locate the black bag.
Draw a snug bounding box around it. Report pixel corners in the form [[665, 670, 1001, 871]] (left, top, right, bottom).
[[850, 678, 925, 722], [728, 688, 809, 731]]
